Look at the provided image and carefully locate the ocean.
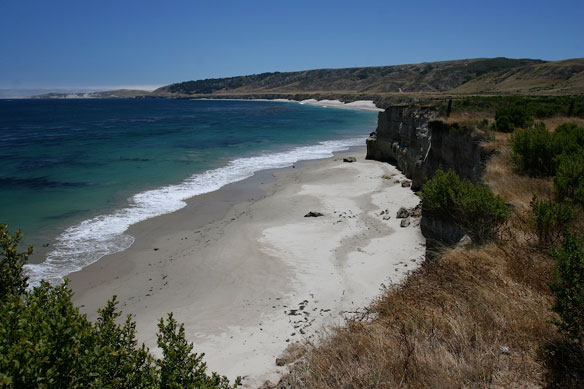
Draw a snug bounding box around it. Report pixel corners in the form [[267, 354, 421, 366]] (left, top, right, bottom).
[[0, 98, 377, 286]]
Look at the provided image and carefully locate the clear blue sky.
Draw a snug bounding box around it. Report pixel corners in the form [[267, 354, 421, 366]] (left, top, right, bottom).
[[1, 0, 582, 91]]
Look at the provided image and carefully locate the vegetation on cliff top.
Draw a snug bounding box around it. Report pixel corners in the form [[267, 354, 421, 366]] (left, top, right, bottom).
[[280, 109, 584, 388], [421, 169, 509, 244]]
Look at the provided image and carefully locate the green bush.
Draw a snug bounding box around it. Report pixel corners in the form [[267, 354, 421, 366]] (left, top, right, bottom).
[[550, 233, 584, 344], [554, 152, 584, 205], [552, 122, 584, 156], [0, 224, 240, 388], [510, 122, 584, 178], [157, 314, 235, 388], [529, 195, 574, 247], [0, 225, 32, 300], [447, 96, 584, 119], [510, 122, 555, 176], [493, 105, 533, 132], [422, 170, 510, 244]]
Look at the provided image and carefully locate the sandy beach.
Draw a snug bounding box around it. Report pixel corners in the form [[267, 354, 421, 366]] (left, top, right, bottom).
[[69, 147, 425, 387]]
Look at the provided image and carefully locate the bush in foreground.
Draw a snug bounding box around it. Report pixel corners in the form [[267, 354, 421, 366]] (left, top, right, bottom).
[[554, 152, 584, 206], [529, 195, 574, 247], [510, 122, 555, 176], [421, 169, 510, 244], [510, 122, 584, 178], [0, 224, 240, 388], [550, 233, 584, 345]]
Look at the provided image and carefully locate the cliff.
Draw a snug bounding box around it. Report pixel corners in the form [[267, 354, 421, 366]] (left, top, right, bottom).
[[366, 105, 489, 244], [366, 105, 486, 190]]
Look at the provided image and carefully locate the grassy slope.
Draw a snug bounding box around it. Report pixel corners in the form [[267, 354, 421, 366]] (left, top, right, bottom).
[[151, 58, 584, 99], [277, 119, 583, 388], [152, 58, 546, 97], [451, 59, 584, 96]]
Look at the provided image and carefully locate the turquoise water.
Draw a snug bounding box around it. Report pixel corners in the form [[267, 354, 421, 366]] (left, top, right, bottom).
[[0, 99, 377, 285]]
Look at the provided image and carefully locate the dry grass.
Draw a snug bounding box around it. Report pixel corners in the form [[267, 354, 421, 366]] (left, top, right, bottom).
[[442, 112, 494, 125], [482, 132, 553, 210], [541, 117, 584, 131], [277, 123, 584, 388], [282, 227, 557, 388]]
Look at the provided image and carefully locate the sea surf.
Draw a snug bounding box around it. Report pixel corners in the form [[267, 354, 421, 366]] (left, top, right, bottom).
[[0, 98, 377, 285]]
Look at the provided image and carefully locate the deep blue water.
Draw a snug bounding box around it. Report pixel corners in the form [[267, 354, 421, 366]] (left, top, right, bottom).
[[0, 98, 377, 285]]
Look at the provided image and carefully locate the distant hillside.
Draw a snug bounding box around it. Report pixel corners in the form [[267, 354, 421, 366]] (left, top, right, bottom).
[[153, 58, 544, 97], [29, 58, 584, 102], [450, 58, 584, 95], [32, 89, 150, 99]]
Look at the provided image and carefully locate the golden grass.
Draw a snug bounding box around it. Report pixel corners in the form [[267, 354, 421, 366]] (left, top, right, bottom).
[[441, 112, 494, 125], [541, 117, 584, 131], [277, 120, 584, 388], [482, 132, 553, 210], [282, 227, 557, 388]]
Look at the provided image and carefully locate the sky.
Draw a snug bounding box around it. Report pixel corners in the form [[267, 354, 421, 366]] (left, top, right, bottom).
[[0, 0, 582, 91]]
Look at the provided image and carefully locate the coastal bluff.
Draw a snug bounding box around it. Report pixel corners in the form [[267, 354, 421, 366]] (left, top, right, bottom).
[[366, 105, 488, 244], [366, 105, 486, 190]]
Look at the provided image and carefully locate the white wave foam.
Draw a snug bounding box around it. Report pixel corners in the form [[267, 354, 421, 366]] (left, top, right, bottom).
[[25, 137, 366, 286]]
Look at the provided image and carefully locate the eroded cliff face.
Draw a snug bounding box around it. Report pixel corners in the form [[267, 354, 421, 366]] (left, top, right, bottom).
[[366, 105, 436, 190], [366, 105, 488, 245], [366, 105, 485, 191]]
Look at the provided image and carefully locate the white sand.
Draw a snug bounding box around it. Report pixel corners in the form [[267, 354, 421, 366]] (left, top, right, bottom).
[[70, 150, 424, 387], [193, 98, 383, 112], [299, 99, 383, 112]]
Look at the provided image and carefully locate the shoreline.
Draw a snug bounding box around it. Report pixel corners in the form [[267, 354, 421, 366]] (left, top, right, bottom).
[[69, 147, 425, 387], [192, 97, 384, 112]]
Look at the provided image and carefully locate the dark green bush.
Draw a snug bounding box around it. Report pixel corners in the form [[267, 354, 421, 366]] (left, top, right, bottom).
[[510, 122, 584, 178], [554, 152, 584, 205], [157, 314, 235, 389], [493, 105, 533, 132], [552, 122, 584, 156], [448, 96, 584, 118], [529, 195, 574, 247], [0, 224, 240, 388], [510, 122, 555, 176], [0, 224, 32, 300], [422, 170, 510, 244], [550, 233, 584, 344]]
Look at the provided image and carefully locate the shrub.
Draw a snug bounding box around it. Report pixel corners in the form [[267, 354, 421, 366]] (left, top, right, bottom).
[[157, 314, 237, 388], [510, 122, 584, 178], [422, 170, 510, 244], [510, 122, 555, 176], [550, 233, 584, 344], [554, 152, 584, 205], [0, 224, 32, 299], [493, 105, 533, 132], [529, 195, 574, 247], [552, 122, 584, 156], [0, 224, 240, 388]]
